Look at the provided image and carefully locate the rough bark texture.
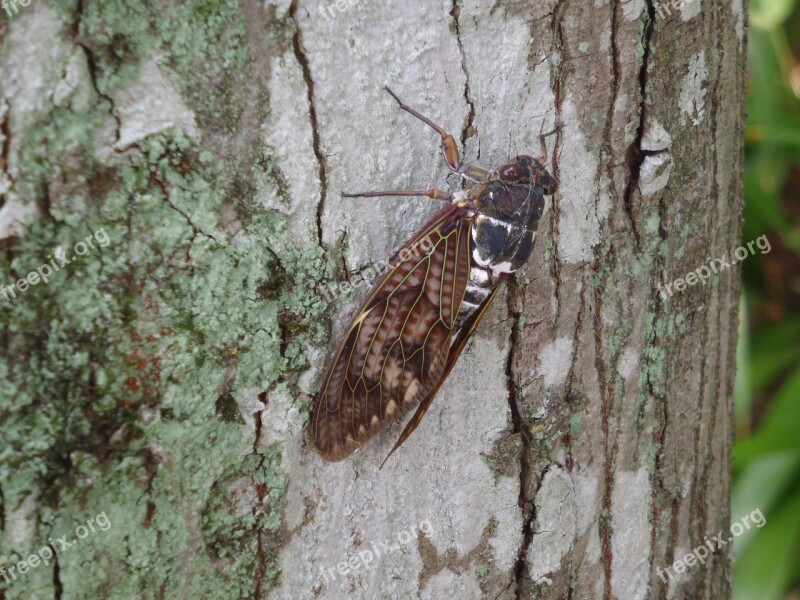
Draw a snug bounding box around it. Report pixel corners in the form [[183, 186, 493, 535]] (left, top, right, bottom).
[[0, 1, 745, 599]]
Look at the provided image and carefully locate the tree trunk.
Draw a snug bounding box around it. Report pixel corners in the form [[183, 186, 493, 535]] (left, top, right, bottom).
[[0, 1, 746, 599]]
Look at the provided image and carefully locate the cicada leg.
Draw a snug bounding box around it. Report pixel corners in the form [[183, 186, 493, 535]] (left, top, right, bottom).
[[383, 86, 491, 183], [536, 122, 559, 165], [341, 188, 452, 201]]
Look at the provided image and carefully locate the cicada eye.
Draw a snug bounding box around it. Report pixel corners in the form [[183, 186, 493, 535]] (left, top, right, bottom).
[[499, 164, 523, 182]]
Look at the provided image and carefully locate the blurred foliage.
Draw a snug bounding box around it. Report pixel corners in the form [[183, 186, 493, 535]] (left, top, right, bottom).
[[734, 0, 800, 598]]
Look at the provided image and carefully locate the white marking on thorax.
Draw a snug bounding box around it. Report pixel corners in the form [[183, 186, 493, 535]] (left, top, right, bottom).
[[476, 214, 513, 230], [472, 246, 492, 268]]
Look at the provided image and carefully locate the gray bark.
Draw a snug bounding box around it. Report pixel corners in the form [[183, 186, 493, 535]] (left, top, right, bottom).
[[0, 0, 745, 599]]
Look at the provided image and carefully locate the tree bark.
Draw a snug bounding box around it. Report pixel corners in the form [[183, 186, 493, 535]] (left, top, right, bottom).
[[0, 1, 746, 599]]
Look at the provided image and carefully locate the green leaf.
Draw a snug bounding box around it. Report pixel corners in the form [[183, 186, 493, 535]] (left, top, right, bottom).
[[734, 367, 800, 464], [733, 486, 800, 600], [735, 296, 753, 425], [748, 317, 800, 392], [750, 0, 796, 29], [732, 451, 800, 558]]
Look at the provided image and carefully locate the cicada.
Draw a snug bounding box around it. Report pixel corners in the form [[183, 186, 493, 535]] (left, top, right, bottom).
[[311, 86, 557, 466]]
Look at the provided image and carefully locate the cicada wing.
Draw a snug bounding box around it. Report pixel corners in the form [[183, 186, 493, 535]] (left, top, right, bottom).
[[378, 283, 502, 468], [311, 203, 473, 461]]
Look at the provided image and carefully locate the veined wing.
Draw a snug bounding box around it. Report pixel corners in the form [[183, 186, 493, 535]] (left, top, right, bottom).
[[311, 202, 473, 461]]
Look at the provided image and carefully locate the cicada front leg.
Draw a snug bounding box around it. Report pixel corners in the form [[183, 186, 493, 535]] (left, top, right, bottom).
[[383, 86, 490, 183]]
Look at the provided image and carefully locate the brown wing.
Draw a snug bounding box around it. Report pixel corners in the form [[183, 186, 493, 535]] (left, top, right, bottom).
[[378, 283, 502, 468], [311, 202, 473, 461]]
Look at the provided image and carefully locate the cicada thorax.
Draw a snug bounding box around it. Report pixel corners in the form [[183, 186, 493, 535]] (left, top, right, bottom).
[[456, 180, 547, 329]]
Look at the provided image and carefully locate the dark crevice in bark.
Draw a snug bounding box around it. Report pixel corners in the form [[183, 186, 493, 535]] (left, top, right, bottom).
[[0, 483, 4, 600], [605, 0, 634, 250], [597, 4, 659, 586], [620, 0, 656, 251], [0, 99, 11, 211], [53, 552, 63, 600], [506, 7, 569, 590], [73, 0, 121, 149], [506, 291, 533, 599], [595, 0, 645, 573], [449, 0, 476, 160], [548, 2, 566, 311], [561, 279, 585, 471], [664, 498, 683, 587], [290, 0, 328, 248], [593, 280, 614, 600], [36, 179, 53, 223], [506, 284, 564, 599], [252, 389, 270, 600]]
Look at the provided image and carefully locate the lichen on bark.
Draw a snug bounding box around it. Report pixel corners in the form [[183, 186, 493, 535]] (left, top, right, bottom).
[[1, 1, 330, 597]]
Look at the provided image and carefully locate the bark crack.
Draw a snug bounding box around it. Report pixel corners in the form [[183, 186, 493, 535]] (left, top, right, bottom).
[[449, 0, 476, 159], [548, 1, 567, 310], [290, 0, 328, 247], [505, 284, 564, 599], [73, 0, 122, 149], [252, 389, 270, 600], [53, 552, 63, 600], [620, 0, 656, 251], [562, 278, 585, 466], [0, 99, 12, 211], [151, 175, 220, 249], [505, 290, 532, 599], [594, 275, 615, 600]]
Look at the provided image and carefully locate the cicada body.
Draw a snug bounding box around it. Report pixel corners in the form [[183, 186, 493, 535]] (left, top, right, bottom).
[[311, 87, 557, 465]]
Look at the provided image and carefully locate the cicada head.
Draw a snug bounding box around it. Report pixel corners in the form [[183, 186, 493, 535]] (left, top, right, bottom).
[[495, 155, 558, 195]]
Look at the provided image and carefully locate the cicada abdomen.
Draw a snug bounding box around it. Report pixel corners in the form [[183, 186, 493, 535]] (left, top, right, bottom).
[[311, 86, 557, 466]]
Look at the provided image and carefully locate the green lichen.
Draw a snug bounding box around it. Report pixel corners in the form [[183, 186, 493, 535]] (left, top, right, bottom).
[[481, 433, 523, 480], [1, 5, 331, 595], [644, 213, 661, 235], [569, 411, 583, 438], [475, 562, 488, 579], [50, 0, 249, 126], [2, 102, 324, 595]]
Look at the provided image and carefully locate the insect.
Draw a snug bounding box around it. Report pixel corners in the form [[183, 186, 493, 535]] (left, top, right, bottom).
[[311, 86, 557, 466]]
